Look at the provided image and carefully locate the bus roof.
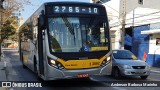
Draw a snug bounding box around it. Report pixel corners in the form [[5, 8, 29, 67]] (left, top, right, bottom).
[[21, 1, 104, 25], [45, 0, 92, 3], [44, 2, 98, 6]]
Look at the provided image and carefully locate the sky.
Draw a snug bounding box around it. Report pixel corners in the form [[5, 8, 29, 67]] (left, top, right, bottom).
[[20, 0, 92, 22]]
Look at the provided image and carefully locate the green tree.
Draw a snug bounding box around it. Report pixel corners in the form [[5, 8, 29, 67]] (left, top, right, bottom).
[[1, 16, 17, 41], [0, 0, 31, 59]]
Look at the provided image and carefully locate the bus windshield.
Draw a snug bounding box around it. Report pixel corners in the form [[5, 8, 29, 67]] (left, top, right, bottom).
[[48, 16, 109, 52]]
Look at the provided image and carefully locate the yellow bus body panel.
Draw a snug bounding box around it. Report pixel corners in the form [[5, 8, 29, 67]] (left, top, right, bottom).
[[91, 46, 108, 51], [57, 56, 107, 69]]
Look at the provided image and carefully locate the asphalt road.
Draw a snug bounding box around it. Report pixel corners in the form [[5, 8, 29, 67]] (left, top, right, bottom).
[[2, 48, 160, 90]]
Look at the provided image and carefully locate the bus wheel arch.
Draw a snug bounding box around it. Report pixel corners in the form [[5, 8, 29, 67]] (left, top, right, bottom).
[[34, 56, 44, 80]]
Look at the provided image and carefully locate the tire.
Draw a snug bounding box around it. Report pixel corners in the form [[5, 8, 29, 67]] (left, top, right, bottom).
[[34, 58, 43, 81], [140, 76, 148, 79], [112, 67, 121, 79]]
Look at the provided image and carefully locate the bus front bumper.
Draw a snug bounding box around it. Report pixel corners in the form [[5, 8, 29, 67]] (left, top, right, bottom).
[[46, 62, 112, 80]]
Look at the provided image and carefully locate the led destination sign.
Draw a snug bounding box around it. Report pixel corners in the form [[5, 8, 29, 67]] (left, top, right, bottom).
[[53, 6, 99, 14]]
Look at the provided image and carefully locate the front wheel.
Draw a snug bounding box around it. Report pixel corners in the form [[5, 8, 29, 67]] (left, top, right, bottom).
[[112, 68, 121, 79], [140, 76, 148, 79]]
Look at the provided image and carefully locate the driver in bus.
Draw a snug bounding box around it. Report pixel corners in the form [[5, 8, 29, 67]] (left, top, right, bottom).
[[80, 41, 91, 52]]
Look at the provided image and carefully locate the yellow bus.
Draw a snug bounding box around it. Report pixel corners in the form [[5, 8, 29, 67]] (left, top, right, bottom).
[[19, 1, 112, 80]]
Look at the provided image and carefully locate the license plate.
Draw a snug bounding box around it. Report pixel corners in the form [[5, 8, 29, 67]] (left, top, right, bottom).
[[77, 74, 89, 78], [135, 72, 144, 74]]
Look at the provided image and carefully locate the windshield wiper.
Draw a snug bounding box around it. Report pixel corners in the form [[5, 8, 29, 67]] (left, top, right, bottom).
[[62, 16, 76, 45], [62, 16, 75, 35]]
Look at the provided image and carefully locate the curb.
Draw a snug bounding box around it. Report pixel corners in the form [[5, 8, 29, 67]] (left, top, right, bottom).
[[150, 70, 160, 73]]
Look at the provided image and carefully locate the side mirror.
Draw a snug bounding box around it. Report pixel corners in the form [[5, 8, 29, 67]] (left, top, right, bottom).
[[38, 10, 45, 30]]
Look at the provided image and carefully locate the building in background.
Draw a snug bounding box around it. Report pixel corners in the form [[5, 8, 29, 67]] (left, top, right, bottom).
[[19, 16, 24, 26], [94, 0, 160, 67]]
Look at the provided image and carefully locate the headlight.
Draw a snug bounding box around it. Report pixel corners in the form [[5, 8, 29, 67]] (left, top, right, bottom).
[[102, 56, 111, 66], [145, 63, 150, 69], [145, 65, 150, 69], [50, 59, 56, 65], [48, 58, 58, 68], [48, 57, 64, 69], [122, 65, 132, 69], [107, 56, 111, 61]]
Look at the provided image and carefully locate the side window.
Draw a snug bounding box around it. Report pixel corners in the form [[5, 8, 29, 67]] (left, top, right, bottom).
[[21, 24, 33, 41], [21, 25, 29, 42], [27, 23, 33, 40], [138, 0, 143, 5], [156, 38, 160, 46], [20, 25, 30, 51], [33, 26, 38, 41], [33, 17, 38, 41]]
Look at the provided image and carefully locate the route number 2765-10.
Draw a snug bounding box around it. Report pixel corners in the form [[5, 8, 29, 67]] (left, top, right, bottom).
[[54, 6, 98, 14]]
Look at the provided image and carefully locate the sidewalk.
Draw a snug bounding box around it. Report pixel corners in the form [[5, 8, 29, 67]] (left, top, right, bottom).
[[150, 66, 160, 73], [0, 51, 7, 81]]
